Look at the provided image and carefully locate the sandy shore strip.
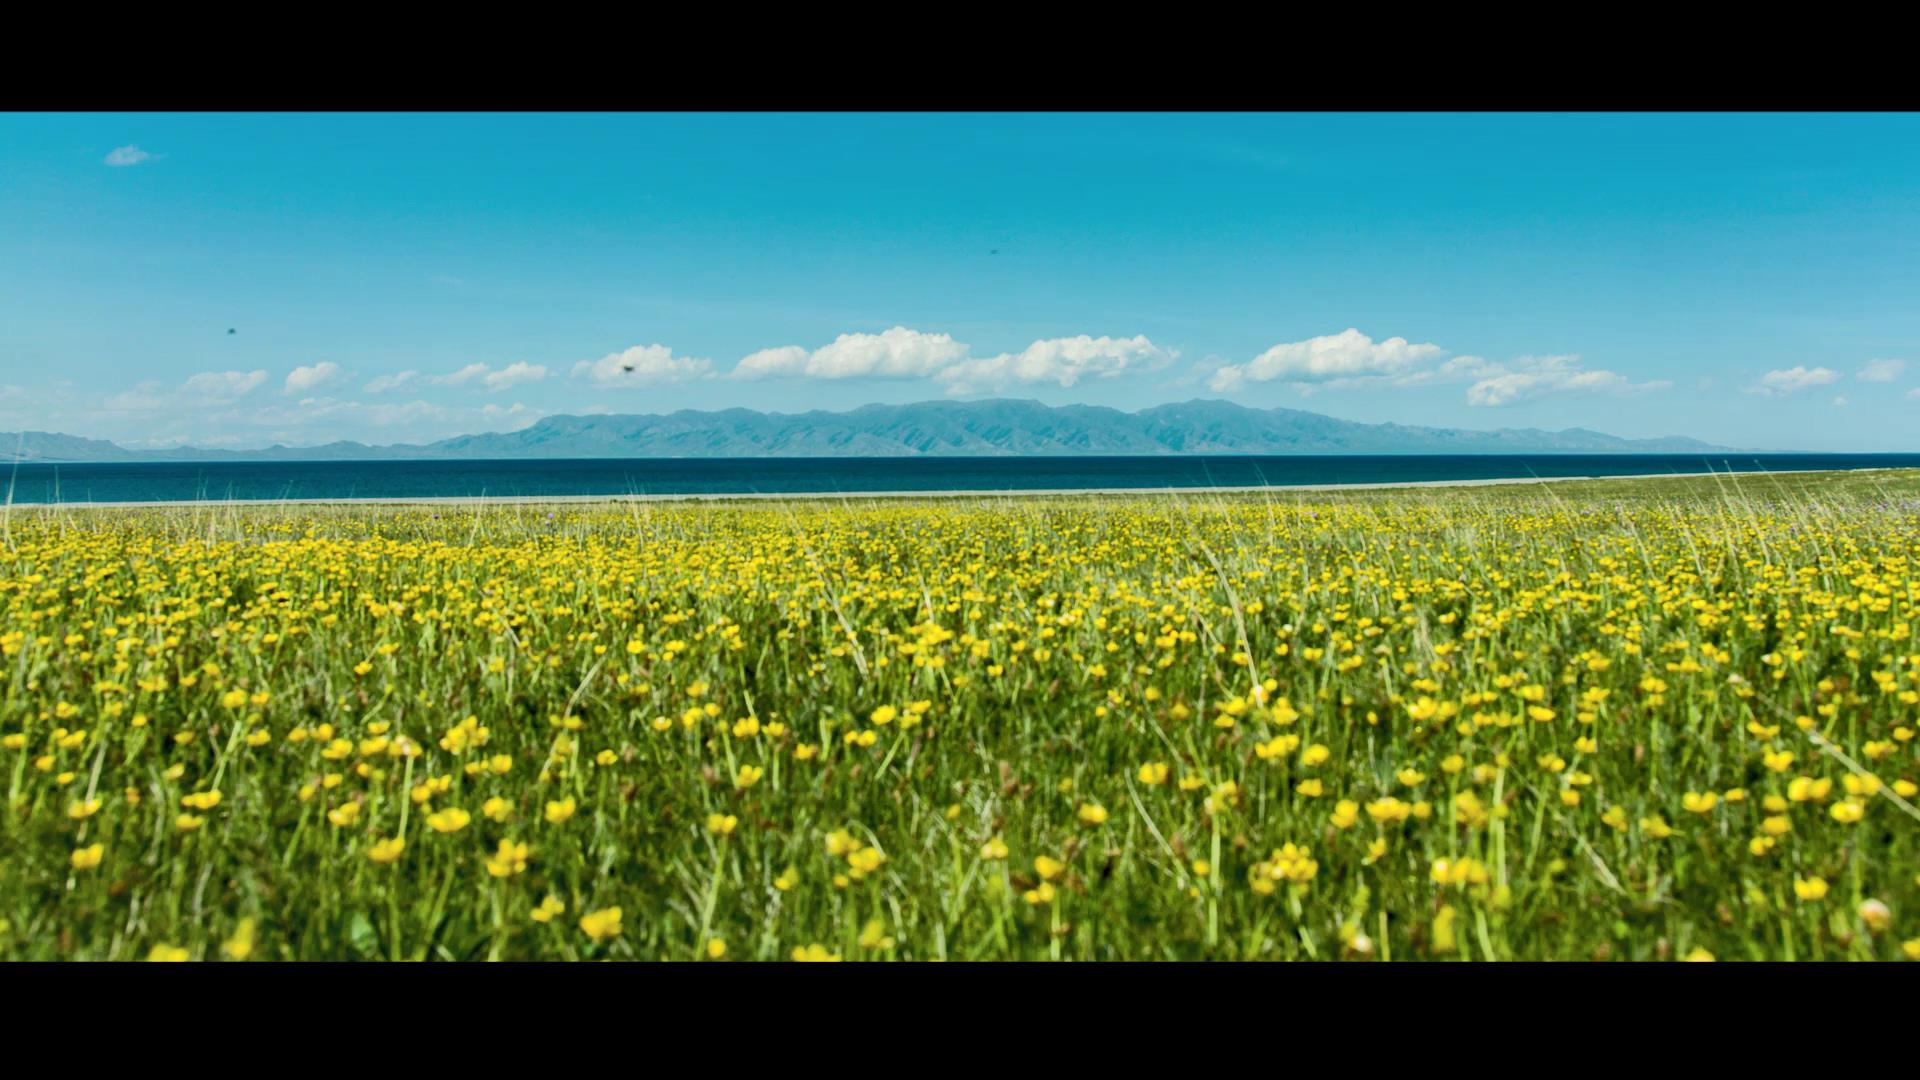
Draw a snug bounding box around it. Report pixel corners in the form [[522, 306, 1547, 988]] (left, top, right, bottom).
[[8, 467, 1906, 510]]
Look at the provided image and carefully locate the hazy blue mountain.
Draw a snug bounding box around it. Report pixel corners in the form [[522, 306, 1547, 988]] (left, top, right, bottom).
[[1, 431, 145, 462], [3, 399, 1738, 462]]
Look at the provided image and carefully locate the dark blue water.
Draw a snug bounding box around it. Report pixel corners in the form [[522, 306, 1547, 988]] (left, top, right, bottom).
[[5, 455, 1918, 505]]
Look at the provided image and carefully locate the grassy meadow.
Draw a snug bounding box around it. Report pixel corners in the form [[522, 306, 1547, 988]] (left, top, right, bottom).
[[3, 469, 1919, 961]]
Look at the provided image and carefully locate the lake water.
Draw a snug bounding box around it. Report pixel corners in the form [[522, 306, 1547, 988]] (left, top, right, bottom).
[[6, 454, 1919, 505]]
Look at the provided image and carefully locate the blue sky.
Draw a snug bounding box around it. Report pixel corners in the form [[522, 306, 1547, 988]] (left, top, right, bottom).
[[3, 112, 1919, 450]]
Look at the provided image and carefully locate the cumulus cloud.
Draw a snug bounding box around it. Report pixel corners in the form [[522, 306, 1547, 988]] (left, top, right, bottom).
[[1858, 358, 1906, 383], [272, 397, 457, 428], [808, 327, 968, 379], [940, 335, 1175, 394], [481, 361, 548, 391], [1752, 366, 1841, 395], [363, 362, 548, 393], [100, 370, 267, 415], [103, 145, 152, 167], [1460, 355, 1668, 407], [87, 369, 546, 448], [1201, 329, 1660, 407], [363, 371, 419, 393], [434, 363, 491, 387], [284, 362, 343, 394], [571, 345, 714, 387], [205, 396, 545, 443], [1209, 329, 1443, 392], [183, 369, 268, 401], [732, 327, 968, 381], [732, 346, 811, 380], [102, 384, 170, 413], [726, 328, 1171, 393]]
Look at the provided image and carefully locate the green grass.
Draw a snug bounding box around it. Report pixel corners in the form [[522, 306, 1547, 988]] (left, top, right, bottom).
[[2, 470, 1918, 961]]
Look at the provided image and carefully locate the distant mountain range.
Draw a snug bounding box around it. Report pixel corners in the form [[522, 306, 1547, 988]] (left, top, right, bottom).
[[2, 399, 1738, 462]]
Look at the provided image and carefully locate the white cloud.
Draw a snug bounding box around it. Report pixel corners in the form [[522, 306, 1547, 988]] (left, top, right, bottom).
[[1462, 355, 1668, 407], [100, 369, 267, 415], [808, 327, 968, 379], [727, 328, 1171, 393], [364, 371, 419, 393], [1389, 354, 1499, 388], [88, 369, 550, 448], [940, 335, 1175, 394], [1753, 366, 1841, 395], [482, 361, 548, 391], [1858, 358, 1905, 383], [103, 145, 152, 167], [433, 363, 491, 387], [284, 362, 343, 394], [102, 383, 170, 413], [275, 396, 453, 427], [1201, 329, 1660, 407], [572, 345, 714, 387], [181, 370, 268, 403], [730, 327, 967, 381], [1833, 396, 1849, 407], [732, 346, 811, 380], [362, 363, 548, 393], [207, 396, 545, 440], [120, 433, 246, 450], [1209, 329, 1443, 392]]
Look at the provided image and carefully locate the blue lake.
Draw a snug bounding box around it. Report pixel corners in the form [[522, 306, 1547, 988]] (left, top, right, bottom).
[[6, 454, 1919, 505]]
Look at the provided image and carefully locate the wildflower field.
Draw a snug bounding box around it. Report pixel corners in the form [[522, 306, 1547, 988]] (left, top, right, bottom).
[[4, 470, 1919, 962]]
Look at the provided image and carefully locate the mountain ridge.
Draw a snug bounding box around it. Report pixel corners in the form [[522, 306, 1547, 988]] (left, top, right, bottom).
[[3, 398, 1741, 462]]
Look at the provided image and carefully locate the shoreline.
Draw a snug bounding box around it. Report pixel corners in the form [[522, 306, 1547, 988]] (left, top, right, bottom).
[[7, 467, 1904, 510]]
